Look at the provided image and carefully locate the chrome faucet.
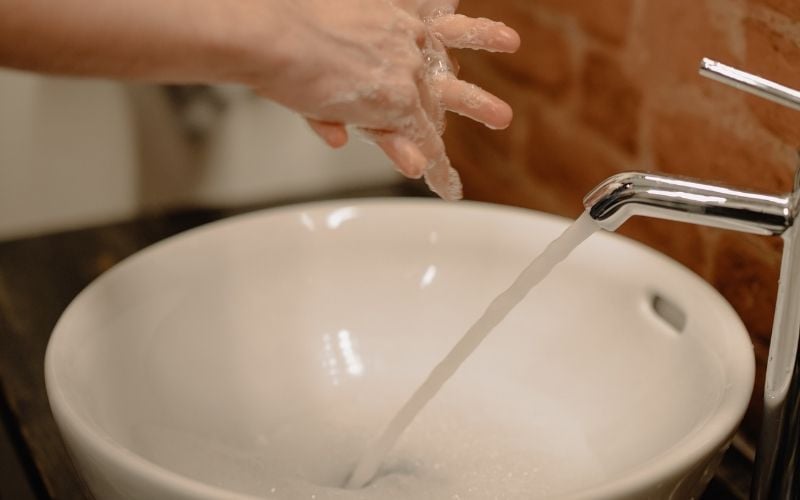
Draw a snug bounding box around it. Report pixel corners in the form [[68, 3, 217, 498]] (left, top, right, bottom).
[[583, 59, 800, 500]]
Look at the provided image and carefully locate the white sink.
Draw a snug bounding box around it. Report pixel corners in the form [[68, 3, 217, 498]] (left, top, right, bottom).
[[45, 199, 754, 499]]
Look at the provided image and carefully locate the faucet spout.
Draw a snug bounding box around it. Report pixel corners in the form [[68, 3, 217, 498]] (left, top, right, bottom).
[[583, 172, 794, 235]]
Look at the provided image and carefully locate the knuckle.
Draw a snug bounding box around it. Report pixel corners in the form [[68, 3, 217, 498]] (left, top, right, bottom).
[[395, 13, 427, 46]]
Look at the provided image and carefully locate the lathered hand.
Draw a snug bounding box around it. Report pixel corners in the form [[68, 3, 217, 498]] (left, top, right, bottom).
[[284, 0, 519, 200], [0, 0, 518, 199]]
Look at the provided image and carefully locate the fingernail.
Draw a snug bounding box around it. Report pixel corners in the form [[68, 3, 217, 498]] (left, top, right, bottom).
[[497, 27, 521, 50]]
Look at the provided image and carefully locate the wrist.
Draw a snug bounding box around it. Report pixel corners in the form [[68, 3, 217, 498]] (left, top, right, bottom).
[[201, 0, 290, 88]]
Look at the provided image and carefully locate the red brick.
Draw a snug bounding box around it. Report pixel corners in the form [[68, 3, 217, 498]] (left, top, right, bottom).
[[638, 0, 740, 84], [707, 231, 782, 438], [535, 0, 634, 45], [524, 107, 627, 207], [444, 110, 520, 190], [714, 237, 780, 343], [709, 233, 781, 344], [579, 52, 642, 156], [650, 110, 793, 193], [748, 0, 800, 20], [457, 0, 574, 100], [453, 50, 527, 112], [445, 101, 576, 214], [744, 17, 800, 145]]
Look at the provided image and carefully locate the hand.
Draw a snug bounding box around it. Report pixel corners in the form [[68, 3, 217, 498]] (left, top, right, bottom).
[[250, 0, 519, 200], [0, 0, 516, 200]]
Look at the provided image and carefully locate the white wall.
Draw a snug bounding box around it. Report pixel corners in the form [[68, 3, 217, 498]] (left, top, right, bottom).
[[0, 70, 140, 239], [0, 70, 399, 240]]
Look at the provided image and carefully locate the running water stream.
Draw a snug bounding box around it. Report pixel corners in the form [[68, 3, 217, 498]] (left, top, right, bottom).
[[346, 212, 599, 488]]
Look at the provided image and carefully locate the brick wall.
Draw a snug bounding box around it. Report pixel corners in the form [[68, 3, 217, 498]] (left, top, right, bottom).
[[445, 0, 800, 439]]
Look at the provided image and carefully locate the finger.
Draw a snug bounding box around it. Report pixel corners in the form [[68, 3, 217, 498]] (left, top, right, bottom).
[[424, 157, 463, 201], [418, 69, 447, 136], [449, 53, 460, 77], [427, 35, 461, 77], [428, 14, 520, 53], [417, 33, 451, 135], [406, 107, 463, 200], [437, 78, 513, 129], [373, 133, 428, 179], [307, 119, 349, 148]]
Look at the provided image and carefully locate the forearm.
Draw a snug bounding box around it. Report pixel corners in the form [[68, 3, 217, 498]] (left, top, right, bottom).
[[0, 0, 520, 201], [0, 0, 280, 84]]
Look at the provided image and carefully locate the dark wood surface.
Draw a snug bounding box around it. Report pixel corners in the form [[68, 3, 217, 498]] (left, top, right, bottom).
[[0, 183, 429, 500], [0, 205, 234, 499], [0, 183, 750, 499]]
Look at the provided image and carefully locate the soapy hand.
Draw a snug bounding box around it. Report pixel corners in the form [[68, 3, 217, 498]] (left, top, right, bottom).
[[0, 0, 517, 199], [252, 0, 520, 200]]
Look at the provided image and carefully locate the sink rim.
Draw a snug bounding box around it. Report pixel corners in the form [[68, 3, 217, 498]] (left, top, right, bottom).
[[45, 197, 755, 499]]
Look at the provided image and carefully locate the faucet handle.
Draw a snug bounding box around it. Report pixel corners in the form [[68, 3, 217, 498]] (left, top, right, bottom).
[[701, 58, 800, 191], [699, 58, 800, 112]]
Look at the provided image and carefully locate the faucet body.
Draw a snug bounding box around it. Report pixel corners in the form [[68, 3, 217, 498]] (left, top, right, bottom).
[[583, 171, 800, 499], [582, 60, 800, 499], [584, 172, 793, 235], [758, 218, 800, 499]]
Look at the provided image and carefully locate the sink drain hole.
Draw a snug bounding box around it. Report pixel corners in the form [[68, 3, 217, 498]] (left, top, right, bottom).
[[650, 293, 687, 333]]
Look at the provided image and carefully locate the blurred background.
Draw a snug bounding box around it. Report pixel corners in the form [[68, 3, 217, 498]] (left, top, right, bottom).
[[1, 0, 798, 497], [0, 73, 403, 241]]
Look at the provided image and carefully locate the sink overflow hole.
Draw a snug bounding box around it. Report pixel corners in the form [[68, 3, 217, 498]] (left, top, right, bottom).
[[650, 293, 687, 333]]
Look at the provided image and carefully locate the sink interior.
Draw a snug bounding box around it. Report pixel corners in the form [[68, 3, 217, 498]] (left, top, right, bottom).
[[48, 200, 754, 499]]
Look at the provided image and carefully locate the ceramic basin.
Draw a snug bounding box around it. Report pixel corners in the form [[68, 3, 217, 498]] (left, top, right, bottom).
[[45, 199, 755, 499]]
